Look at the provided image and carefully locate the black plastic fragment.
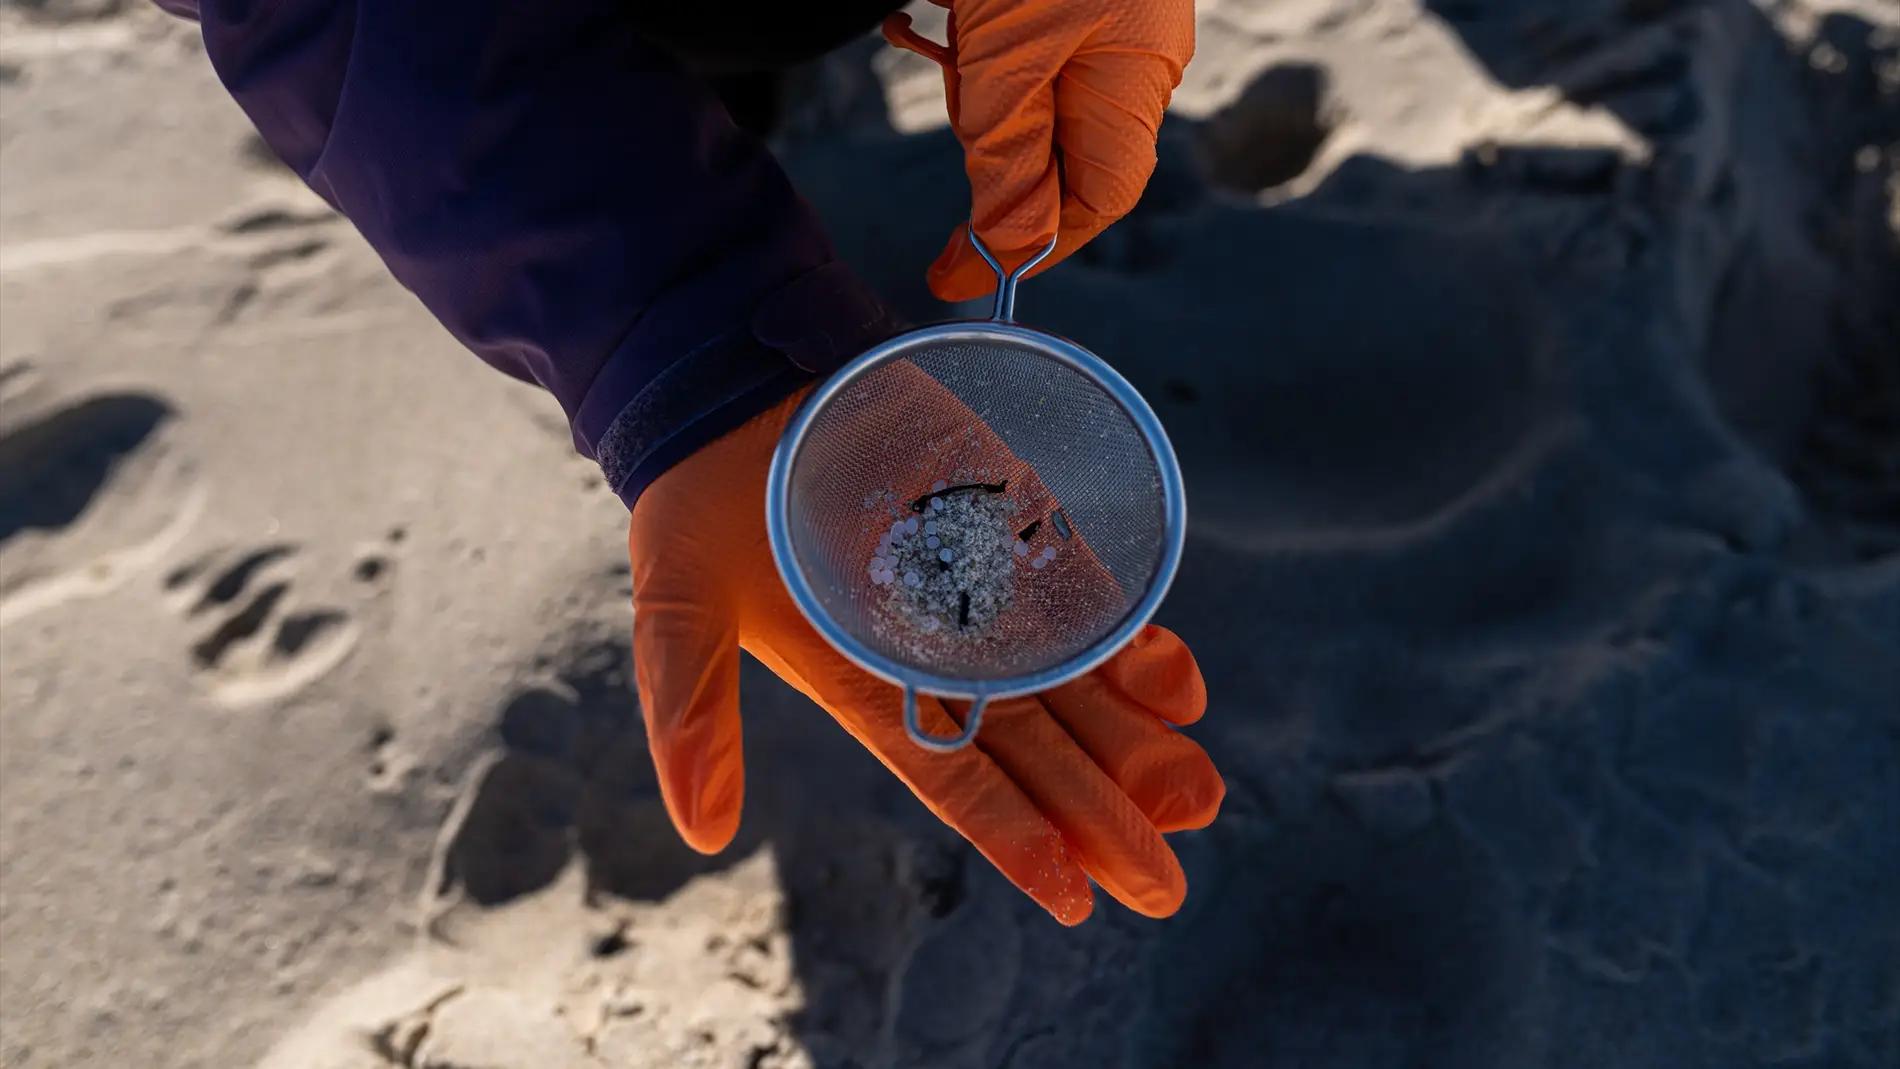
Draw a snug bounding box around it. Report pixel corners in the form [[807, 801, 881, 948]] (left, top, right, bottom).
[[910, 481, 1009, 513]]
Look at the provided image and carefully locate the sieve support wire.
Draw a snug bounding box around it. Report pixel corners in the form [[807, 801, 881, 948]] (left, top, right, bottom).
[[966, 222, 1059, 324], [903, 686, 992, 753]]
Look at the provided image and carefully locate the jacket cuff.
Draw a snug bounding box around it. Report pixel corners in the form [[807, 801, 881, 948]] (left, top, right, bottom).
[[582, 260, 900, 509]]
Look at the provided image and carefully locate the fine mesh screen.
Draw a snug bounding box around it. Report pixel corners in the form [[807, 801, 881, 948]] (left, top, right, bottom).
[[782, 336, 1168, 682]]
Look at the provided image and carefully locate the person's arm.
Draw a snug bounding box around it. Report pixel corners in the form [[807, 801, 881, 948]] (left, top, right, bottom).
[[166, 0, 893, 505], [156, 0, 1224, 925]]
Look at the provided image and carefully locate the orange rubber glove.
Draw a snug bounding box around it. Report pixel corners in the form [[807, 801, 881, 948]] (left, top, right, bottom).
[[882, 0, 1195, 302], [628, 385, 1223, 924]]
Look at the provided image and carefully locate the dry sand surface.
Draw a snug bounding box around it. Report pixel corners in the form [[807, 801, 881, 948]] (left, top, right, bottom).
[[2, 0, 1898, 1066]]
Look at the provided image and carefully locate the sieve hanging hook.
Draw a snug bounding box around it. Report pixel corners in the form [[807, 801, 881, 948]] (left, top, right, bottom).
[[903, 687, 991, 752], [965, 222, 1058, 324]]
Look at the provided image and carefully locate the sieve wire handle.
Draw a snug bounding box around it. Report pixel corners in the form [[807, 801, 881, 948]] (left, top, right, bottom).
[[903, 686, 992, 752], [966, 222, 1059, 324]]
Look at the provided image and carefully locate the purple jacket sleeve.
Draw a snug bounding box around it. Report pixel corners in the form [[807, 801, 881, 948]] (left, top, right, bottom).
[[163, 0, 895, 506]]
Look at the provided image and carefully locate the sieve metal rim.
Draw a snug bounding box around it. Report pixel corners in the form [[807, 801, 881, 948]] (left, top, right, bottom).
[[763, 316, 1188, 724]]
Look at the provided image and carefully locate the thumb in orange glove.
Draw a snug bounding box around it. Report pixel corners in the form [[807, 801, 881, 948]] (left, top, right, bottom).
[[628, 380, 1222, 924], [883, 0, 1195, 301]]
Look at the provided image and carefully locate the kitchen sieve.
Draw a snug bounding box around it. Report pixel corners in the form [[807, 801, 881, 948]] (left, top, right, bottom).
[[765, 227, 1186, 751]]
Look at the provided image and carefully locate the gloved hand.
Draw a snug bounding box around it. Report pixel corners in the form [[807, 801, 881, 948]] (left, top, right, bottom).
[[882, 0, 1195, 302], [629, 384, 1222, 924]]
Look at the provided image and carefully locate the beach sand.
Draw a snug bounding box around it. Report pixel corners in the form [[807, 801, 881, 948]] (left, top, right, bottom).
[[2, 0, 1896, 1066]]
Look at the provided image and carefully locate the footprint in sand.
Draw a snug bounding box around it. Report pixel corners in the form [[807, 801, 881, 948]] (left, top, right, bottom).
[[0, 387, 171, 545], [1195, 62, 1334, 195], [0, 383, 205, 625], [162, 543, 361, 706]]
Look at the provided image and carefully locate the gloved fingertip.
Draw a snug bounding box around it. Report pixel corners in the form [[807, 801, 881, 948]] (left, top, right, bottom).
[[996, 821, 1095, 926], [1148, 764, 1226, 834], [1033, 867, 1094, 926], [1047, 890, 1095, 927], [1105, 625, 1207, 725], [926, 276, 987, 305], [655, 751, 745, 855], [1136, 881, 1188, 920], [1108, 852, 1187, 920], [672, 794, 743, 855], [925, 238, 992, 304]]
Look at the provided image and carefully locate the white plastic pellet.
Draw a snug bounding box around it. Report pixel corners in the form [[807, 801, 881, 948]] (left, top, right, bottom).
[[1014, 540, 1030, 557], [929, 497, 943, 511], [924, 519, 939, 535], [905, 571, 922, 587], [939, 548, 953, 562], [1040, 545, 1057, 561], [926, 536, 941, 550], [933, 479, 948, 491], [1031, 557, 1049, 570], [904, 517, 920, 534]]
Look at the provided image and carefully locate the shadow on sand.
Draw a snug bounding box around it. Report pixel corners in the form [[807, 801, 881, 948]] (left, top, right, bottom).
[[439, 4, 1899, 1065]]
